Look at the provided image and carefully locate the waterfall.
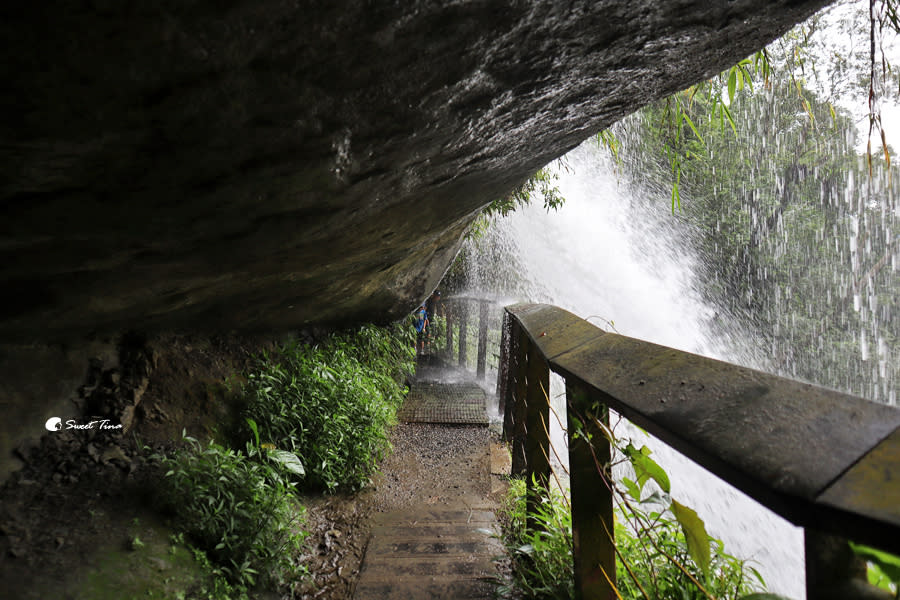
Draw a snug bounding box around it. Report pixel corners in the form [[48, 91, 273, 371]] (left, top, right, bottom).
[[459, 141, 808, 597]]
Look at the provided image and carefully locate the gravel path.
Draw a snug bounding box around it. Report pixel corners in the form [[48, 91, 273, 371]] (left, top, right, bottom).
[[294, 422, 507, 600]]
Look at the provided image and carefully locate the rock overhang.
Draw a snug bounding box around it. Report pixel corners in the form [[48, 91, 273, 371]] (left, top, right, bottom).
[[0, 0, 831, 341]]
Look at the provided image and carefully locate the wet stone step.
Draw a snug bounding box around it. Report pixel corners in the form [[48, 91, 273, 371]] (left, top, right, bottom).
[[354, 577, 497, 600], [368, 523, 495, 541], [373, 508, 496, 525], [367, 539, 497, 557], [359, 556, 496, 577]]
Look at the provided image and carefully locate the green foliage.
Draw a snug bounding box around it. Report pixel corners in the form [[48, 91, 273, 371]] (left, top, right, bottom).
[[499, 477, 574, 599], [499, 472, 762, 600], [484, 166, 566, 218], [499, 412, 767, 600], [155, 434, 307, 588], [241, 323, 414, 492], [850, 542, 900, 594], [613, 26, 900, 397], [623, 443, 671, 494], [466, 165, 567, 241], [614, 506, 760, 600], [187, 544, 252, 600], [670, 500, 712, 578]]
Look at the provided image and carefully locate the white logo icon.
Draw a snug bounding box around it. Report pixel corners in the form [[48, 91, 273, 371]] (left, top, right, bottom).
[[44, 417, 62, 431]]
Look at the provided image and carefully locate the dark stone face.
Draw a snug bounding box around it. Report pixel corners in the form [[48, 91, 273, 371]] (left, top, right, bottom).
[[0, 0, 829, 340]]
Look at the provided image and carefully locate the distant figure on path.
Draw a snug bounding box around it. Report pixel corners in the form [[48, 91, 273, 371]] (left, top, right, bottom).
[[413, 304, 428, 355]]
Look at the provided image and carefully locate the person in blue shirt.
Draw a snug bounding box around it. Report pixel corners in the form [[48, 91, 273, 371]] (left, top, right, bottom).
[[413, 304, 428, 355]]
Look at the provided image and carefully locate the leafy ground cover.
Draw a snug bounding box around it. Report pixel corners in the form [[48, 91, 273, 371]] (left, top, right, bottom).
[[146, 323, 416, 597]]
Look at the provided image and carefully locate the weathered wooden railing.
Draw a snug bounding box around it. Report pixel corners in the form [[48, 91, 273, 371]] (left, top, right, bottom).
[[498, 303, 900, 600]]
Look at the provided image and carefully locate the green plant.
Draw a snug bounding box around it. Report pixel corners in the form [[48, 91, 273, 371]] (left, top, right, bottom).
[[500, 477, 574, 599], [188, 545, 251, 600], [498, 403, 769, 600], [850, 542, 900, 596], [499, 473, 764, 600], [242, 323, 413, 492], [155, 433, 307, 588]]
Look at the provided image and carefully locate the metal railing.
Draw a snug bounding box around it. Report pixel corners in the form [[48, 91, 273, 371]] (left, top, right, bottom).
[[497, 303, 900, 600]]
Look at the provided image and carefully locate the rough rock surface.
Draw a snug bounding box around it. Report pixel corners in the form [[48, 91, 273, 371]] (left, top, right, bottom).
[[1, 0, 829, 340]]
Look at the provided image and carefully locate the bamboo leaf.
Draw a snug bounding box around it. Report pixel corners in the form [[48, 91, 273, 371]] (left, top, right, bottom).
[[246, 417, 260, 448], [850, 542, 900, 583], [268, 449, 306, 476], [727, 68, 737, 104], [682, 111, 705, 145], [624, 443, 671, 493], [721, 103, 738, 136], [672, 499, 711, 577]]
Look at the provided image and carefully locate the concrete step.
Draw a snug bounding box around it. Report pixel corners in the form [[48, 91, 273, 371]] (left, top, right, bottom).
[[354, 505, 503, 599]]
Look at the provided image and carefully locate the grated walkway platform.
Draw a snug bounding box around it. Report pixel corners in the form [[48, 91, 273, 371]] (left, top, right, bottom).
[[397, 381, 489, 426]]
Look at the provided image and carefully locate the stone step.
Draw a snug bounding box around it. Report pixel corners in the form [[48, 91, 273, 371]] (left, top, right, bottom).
[[365, 539, 499, 558], [354, 505, 503, 599], [354, 577, 497, 600]]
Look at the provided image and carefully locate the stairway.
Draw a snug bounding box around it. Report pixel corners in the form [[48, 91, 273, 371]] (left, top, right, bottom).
[[353, 357, 506, 599], [353, 504, 502, 599]]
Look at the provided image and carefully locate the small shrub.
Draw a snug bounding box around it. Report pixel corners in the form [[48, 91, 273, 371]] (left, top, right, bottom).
[[499, 476, 765, 600], [614, 506, 762, 600], [242, 324, 413, 492], [156, 435, 307, 588], [500, 477, 574, 599]]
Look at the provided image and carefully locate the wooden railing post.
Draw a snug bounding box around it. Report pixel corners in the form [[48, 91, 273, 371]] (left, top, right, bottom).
[[497, 312, 511, 419], [458, 301, 468, 368], [444, 303, 454, 359], [476, 299, 489, 379], [502, 317, 521, 444], [805, 531, 892, 600], [524, 342, 551, 532], [510, 327, 530, 475], [567, 380, 616, 599]]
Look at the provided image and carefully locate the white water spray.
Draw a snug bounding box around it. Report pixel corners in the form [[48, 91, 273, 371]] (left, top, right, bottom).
[[464, 142, 806, 597]]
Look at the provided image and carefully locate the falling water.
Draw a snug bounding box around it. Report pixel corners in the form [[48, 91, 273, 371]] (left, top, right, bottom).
[[456, 140, 858, 598], [451, 4, 900, 594]]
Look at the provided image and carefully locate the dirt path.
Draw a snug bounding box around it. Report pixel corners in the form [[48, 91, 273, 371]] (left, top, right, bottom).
[[296, 422, 511, 599]]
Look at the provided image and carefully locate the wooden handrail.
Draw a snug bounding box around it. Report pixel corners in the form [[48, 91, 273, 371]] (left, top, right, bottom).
[[499, 303, 900, 600]]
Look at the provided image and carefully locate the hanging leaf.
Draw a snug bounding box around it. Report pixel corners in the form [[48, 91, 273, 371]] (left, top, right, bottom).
[[849, 542, 900, 583], [727, 68, 737, 104], [622, 477, 642, 501], [246, 417, 260, 448], [267, 449, 306, 476], [682, 111, 704, 145], [671, 499, 711, 577], [721, 103, 738, 136], [624, 443, 671, 493]]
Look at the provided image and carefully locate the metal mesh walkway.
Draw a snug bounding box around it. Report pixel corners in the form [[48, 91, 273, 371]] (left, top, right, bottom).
[[397, 355, 490, 426], [398, 380, 489, 425]]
